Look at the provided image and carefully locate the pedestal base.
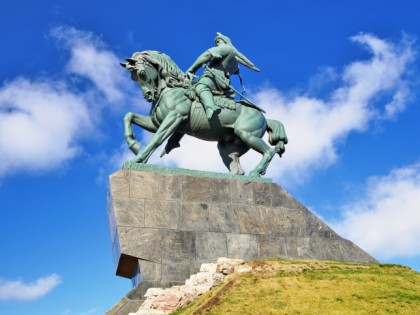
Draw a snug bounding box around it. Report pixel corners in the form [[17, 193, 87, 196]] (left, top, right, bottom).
[[106, 164, 377, 314]]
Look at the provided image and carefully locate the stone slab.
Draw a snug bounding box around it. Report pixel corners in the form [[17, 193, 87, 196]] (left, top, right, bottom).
[[144, 200, 179, 229]]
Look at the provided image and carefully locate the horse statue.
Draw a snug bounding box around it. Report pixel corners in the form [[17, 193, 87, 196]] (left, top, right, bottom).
[[120, 50, 287, 177]]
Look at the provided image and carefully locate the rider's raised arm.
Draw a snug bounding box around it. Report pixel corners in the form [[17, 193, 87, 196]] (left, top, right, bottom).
[[187, 44, 232, 74], [186, 51, 213, 74]]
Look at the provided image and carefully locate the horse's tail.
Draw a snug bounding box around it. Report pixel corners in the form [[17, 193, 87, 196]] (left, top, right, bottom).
[[267, 119, 288, 157]]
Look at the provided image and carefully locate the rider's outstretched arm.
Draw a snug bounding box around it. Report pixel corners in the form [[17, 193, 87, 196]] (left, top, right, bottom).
[[186, 51, 212, 74]]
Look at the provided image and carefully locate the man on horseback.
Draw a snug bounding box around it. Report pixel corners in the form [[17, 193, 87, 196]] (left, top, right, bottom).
[[186, 32, 260, 119], [121, 45, 287, 176]]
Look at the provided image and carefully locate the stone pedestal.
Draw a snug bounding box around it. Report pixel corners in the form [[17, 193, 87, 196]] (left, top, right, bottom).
[[106, 163, 377, 314]]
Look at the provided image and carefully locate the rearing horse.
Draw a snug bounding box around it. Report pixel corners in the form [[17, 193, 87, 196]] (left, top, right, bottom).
[[121, 51, 287, 177]]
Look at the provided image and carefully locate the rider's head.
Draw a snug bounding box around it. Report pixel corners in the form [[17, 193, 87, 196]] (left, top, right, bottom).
[[214, 32, 232, 46]]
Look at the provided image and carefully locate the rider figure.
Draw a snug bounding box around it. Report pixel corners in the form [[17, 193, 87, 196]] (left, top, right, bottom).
[[186, 32, 260, 119]]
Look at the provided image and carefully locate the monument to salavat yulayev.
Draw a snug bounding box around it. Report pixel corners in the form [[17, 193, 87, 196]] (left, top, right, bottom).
[[106, 33, 377, 314]]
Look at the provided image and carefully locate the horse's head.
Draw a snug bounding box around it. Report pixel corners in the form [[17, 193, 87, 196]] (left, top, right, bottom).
[[121, 55, 159, 103], [122, 51, 191, 103]]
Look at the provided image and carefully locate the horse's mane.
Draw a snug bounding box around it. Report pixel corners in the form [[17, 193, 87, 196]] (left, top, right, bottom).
[[131, 50, 190, 89]]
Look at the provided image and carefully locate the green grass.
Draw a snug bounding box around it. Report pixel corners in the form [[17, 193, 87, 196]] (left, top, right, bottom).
[[172, 259, 420, 315]]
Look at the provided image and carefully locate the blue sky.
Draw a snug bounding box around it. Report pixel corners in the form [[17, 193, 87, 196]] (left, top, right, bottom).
[[1, 1, 420, 314]]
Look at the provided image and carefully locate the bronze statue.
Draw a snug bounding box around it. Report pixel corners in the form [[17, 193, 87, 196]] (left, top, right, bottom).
[[120, 34, 287, 177], [186, 32, 260, 119]]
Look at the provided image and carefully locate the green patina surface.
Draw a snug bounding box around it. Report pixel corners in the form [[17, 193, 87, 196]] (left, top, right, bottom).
[[121, 33, 288, 178], [122, 162, 272, 183]]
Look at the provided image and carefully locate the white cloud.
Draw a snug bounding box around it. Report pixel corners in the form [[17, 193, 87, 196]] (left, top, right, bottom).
[[331, 163, 420, 260], [113, 129, 226, 173], [146, 131, 226, 173], [127, 33, 414, 182], [0, 26, 142, 178], [248, 33, 415, 183], [50, 26, 127, 104], [0, 274, 61, 302], [0, 78, 91, 176]]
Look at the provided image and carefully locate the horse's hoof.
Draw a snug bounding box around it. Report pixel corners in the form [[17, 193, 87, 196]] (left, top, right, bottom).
[[231, 169, 245, 176], [130, 142, 141, 155], [249, 171, 260, 177], [131, 159, 145, 164], [130, 155, 144, 163]]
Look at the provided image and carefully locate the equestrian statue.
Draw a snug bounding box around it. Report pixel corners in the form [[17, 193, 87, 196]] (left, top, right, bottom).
[[120, 32, 288, 177]]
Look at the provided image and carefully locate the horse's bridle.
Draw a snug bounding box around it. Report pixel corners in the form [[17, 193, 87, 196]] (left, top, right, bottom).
[[135, 59, 164, 101]]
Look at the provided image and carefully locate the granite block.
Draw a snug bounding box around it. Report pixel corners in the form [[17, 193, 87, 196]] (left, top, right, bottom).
[[118, 227, 162, 263], [144, 199, 179, 229], [208, 204, 240, 233], [161, 230, 195, 260], [138, 259, 162, 281], [321, 238, 346, 261], [252, 182, 271, 206], [287, 237, 343, 261], [227, 234, 259, 260], [109, 170, 130, 198], [266, 207, 305, 237], [182, 176, 213, 203], [113, 197, 145, 227], [285, 237, 319, 260], [158, 174, 182, 201], [270, 183, 305, 210], [257, 235, 288, 258], [179, 203, 209, 231], [304, 212, 340, 239], [209, 178, 231, 203], [237, 205, 267, 234], [182, 176, 230, 203], [161, 259, 191, 282], [195, 231, 228, 260], [129, 171, 159, 199], [231, 180, 253, 205]]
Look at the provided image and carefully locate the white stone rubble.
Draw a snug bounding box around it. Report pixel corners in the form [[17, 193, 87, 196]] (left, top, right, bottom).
[[129, 257, 250, 315]]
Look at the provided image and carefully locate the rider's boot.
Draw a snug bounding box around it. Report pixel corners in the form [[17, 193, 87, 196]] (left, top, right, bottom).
[[198, 89, 219, 120]]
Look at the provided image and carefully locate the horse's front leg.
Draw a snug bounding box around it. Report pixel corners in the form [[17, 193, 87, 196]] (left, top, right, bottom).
[[132, 111, 187, 163], [124, 112, 158, 155]]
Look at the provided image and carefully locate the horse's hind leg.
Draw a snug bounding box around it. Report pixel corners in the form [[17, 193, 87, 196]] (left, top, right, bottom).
[[234, 128, 275, 177], [217, 139, 249, 175]]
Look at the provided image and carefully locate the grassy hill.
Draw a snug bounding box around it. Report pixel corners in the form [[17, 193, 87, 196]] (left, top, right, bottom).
[[172, 259, 419, 315]]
